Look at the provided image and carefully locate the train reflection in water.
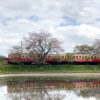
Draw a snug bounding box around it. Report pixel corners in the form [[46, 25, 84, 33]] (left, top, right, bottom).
[[0, 80, 98, 100], [7, 80, 100, 93]]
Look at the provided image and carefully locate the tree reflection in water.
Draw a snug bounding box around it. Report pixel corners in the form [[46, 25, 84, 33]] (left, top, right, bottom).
[[76, 89, 100, 100], [0, 80, 100, 100], [7, 80, 66, 100]]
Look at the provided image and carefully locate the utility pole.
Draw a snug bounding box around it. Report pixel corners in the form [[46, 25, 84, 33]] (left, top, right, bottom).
[[20, 41, 23, 59], [21, 41, 23, 54]]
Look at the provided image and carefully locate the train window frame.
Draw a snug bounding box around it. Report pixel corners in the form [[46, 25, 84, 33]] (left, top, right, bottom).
[[76, 56, 78, 59], [48, 56, 50, 58], [82, 57, 84, 59], [61, 56, 64, 58]]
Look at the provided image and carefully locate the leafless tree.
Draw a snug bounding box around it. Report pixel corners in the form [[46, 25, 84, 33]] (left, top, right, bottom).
[[11, 46, 22, 54], [9, 41, 24, 58], [24, 32, 63, 66], [8, 46, 22, 58]]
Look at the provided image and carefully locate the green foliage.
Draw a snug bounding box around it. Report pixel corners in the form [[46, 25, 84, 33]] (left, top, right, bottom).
[[74, 44, 94, 54], [53, 56, 61, 61], [52, 56, 62, 63], [66, 53, 74, 61], [66, 83, 75, 90], [97, 63, 100, 67], [85, 56, 91, 61]]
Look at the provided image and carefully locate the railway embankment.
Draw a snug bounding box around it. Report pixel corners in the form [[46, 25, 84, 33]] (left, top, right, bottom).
[[0, 60, 100, 74]]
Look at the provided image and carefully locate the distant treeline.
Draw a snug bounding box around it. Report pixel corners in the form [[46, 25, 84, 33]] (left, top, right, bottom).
[[0, 56, 8, 60]]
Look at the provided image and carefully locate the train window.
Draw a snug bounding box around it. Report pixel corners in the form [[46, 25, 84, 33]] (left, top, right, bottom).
[[82, 57, 84, 59], [53, 56, 55, 58], [48, 56, 50, 58], [79, 56, 81, 58], [45, 56, 47, 58], [91, 56, 93, 59], [62, 56, 64, 58], [28, 56, 30, 58], [76, 56, 78, 58], [95, 57, 96, 59]]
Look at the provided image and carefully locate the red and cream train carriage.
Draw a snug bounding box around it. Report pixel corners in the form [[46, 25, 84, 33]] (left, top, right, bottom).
[[8, 53, 100, 64]]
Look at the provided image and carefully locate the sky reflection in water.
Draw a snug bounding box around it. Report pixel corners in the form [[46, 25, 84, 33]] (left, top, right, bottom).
[[0, 78, 99, 100]]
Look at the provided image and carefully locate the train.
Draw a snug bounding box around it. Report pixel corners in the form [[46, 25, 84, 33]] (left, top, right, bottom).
[[8, 53, 100, 65]]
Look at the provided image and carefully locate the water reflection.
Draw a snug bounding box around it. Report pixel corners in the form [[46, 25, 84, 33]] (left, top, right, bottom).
[[0, 79, 100, 100]]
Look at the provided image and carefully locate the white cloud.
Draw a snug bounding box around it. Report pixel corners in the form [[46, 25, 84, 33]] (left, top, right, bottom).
[[0, 0, 100, 56]]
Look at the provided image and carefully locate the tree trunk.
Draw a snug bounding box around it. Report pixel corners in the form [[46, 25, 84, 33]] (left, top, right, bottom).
[[37, 62, 42, 67]]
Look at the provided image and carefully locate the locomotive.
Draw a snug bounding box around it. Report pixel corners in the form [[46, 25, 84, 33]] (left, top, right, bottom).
[[8, 53, 100, 65]]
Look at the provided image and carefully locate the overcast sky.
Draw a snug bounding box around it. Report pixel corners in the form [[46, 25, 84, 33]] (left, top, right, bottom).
[[0, 0, 100, 56]]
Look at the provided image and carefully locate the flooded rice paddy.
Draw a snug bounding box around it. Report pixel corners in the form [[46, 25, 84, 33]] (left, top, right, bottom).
[[0, 77, 100, 100]]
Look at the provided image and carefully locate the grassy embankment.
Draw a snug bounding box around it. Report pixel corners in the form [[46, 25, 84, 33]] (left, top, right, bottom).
[[0, 61, 100, 74]]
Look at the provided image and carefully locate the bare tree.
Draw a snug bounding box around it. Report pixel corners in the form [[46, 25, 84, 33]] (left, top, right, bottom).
[[8, 45, 22, 65], [9, 41, 24, 57], [24, 32, 63, 66], [11, 46, 22, 54]]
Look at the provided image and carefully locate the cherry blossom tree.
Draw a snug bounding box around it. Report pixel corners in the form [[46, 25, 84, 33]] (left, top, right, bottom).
[[24, 32, 63, 66]]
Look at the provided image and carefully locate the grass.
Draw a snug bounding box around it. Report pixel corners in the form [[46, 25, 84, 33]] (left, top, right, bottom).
[[0, 61, 100, 74]]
